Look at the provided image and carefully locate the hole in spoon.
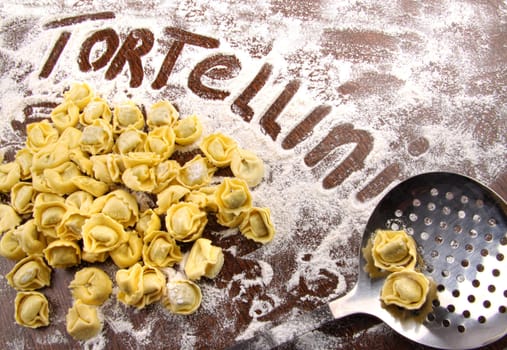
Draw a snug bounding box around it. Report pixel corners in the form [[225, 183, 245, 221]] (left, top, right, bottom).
[[457, 325, 466, 333]]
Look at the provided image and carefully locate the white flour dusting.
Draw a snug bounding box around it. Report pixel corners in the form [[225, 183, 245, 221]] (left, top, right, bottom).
[[1, 0, 506, 349]]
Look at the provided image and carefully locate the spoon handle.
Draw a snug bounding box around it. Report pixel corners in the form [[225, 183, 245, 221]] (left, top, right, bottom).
[[227, 303, 335, 349]]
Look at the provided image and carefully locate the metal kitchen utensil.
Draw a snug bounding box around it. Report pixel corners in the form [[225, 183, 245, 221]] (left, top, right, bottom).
[[230, 172, 507, 349]]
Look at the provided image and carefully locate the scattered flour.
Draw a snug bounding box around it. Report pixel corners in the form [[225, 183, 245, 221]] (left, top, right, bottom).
[[0, 0, 506, 349]]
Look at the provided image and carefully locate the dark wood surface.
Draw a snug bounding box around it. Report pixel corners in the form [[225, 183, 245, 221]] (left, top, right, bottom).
[[1, 1, 506, 349]]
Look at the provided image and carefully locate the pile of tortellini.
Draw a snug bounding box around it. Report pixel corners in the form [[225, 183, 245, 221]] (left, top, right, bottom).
[[0, 82, 275, 340], [364, 229, 430, 311]]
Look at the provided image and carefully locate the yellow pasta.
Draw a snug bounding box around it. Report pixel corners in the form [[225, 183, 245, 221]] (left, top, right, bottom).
[[33, 194, 68, 239], [142, 230, 182, 267], [215, 178, 252, 227], [10, 182, 36, 214], [0, 229, 26, 260], [239, 207, 275, 244], [165, 202, 207, 242], [145, 125, 176, 160], [13, 219, 47, 255], [90, 153, 123, 184], [90, 189, 139, 228], [155, 185, 190, 215], [116, 263, 166, 308], [0, 203, 22, 232], [80, 118, 114, 155], [71, 175, 109, 197], [50, 100, 80, 132], [80, 96, 112, 126], [381, 269, 430, 310], [66, 299, 102, 340], [25, 120, 58, 152], [6, 255, 51, 290], [200, 133, 237, 167], [112, 101, 144, 134], [58, 126, 83, 150], [64, 82, 94, 110], [81, 213, 128, 254], [136, 209, 161, 240], [146, 100, 179, 129], [122, 164, 157, 192], [14, 148, 33, 180], [43, 239, 81, 268], [43, 161, 81, 195], [230, 148, 265, 187], [14, 291, 50, 328], [153, 159, 180, 193], [372, 229, 417, 272], [184, 238, 224, 280], [56, 209, 89, 241], [65, 190, 94, 212], [69, 267, 112, 306], [176, 155, 216, 190], [163, 269, 202, 315], [113, 125, 147, 154], [0, 161, 21, 192], [173, 114, 202, 145], [110, 230, 143, 268]]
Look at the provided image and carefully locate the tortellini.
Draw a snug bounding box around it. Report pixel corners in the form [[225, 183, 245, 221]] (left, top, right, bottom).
[[163, 269, 202, 315], [14, 291, 50, 328], [81, 213, 128, 253], [6, 255, 51, 290], [0, 83, 276, 337], [43, 239, 81, 268], [239, 207, 275, 243], [230, 148, 265, 187], [372, 229, 417, 272], [116, 263, 166, 308], [165, 202, 207, 242], [66, 299, 102, 340], [0, 204, 21, 232], [69, 267, 112, 306], [380, 270, 430, 310], [200, 133, 237, 167], [184, 238, 224, 280]]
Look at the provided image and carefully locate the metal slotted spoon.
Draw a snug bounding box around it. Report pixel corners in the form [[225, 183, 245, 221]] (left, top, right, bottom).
[[230, 172, 507, 349]]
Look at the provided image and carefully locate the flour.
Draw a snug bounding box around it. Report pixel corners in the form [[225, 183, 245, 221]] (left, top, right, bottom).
[[1, 0, 507, 349]]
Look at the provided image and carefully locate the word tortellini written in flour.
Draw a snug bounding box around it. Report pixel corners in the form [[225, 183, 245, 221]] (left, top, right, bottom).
[[0, 82, 277, 339]]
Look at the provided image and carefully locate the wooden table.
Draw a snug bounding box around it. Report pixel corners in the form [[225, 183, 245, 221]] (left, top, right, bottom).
[[1, 1, 506, 349]]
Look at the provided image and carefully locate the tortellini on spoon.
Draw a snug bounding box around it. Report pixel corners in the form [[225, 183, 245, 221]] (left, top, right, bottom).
[[380, 269, 430, 310]]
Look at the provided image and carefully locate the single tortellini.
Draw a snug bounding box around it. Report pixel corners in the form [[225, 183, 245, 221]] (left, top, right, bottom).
[[31, 142, 70, 173], [43, 239, 81, 268], [0, 203, 21, 232], [239, 207, 275, 244], [50, 100, 80, 132], [58, 126, 83, 150], [142, 231, 182, 267], [69, 148, 94, 176], [11, 182, 36, 214], [113, 101, 144, 134], [81, 250, 109, 264], [71, 176, 109, 197], [69, 267, 112, 306], [230, 148, 265, 187], [14, 291, 50, 328], [381, 269, 430, 310], [64, 82, 94, 110], [65, 190, 94, 212], [110, 230, 143, 268], [80, 96, 112, 126], [200, 133, 237, 167], [145, 125, 176, 160], [90, 153, 123, 184], [43, 161, 82, 195], [184, 186, 218, 212], [173, 114, 202, 145], [147, 100, 178, 129], [90, 189, 139, 228], [15, 148, 33, 180], [0, 229, 26, 260], [184, 238, 224, 280], [372, 229, 417, 272], [153, 160, 180, 193], [116, 263, 166, 308], [0, 161, 21, 192], [113, 126, 147, 154], [13, 219, 47, 255], [163, 269, 202, 315], [6, 255, 51, 290], [33, 194, 68, 239], [155, 185, 190, 215], [66, 299, 102, 340], [122, 164, 157, 193], [56, 209, 89, 241], [165, 202, 207, 242], [25, 120, 58, 152], [80, 119, 114, 155], [81, 213, 128, 253], [136, 209, 161, 240], [121, 151, 161, 168], [215, 178, 252, 228], [176, 155, 216, 190]]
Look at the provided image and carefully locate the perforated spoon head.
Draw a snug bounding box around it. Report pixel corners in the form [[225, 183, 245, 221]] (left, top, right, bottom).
[[349, 172, 507, 349]]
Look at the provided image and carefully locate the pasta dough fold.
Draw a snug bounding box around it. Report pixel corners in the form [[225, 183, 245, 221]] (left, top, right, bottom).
[[14, 291, 50, 328]]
